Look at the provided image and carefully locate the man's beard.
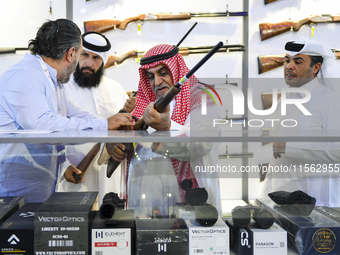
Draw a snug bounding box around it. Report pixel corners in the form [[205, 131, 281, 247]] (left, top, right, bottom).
[[58, 58, 77, 84], [73, 63, 104, 89]]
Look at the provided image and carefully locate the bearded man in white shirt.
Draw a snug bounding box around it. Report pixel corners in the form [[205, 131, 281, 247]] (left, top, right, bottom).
[[57, 32, 134, 205], [262, 37, 340, 207]]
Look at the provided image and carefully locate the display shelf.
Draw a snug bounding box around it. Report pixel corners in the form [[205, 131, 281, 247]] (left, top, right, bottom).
[[0, 129, 339, 144]]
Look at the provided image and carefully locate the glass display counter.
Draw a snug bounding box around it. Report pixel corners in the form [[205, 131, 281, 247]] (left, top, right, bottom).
[[1, 129, 340, 254]]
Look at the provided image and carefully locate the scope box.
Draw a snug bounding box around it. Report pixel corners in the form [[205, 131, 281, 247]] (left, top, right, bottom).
[[0, 203, 42, 255], [184, 216, 230, 255], [0, 196, 25, 225], [225, 217, 287, 255], [34, 192, 98, 255], [90, 209, 135, 255], [256, 198, 340, 255], [136, 218, 188, 255]]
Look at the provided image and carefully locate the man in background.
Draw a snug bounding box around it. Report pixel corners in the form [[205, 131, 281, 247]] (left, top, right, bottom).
[[262, 37, 340, 207], [57, 31, 134, 204]]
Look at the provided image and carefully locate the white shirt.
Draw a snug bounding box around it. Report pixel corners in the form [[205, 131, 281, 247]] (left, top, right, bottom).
[[262, 78, 340, 206]]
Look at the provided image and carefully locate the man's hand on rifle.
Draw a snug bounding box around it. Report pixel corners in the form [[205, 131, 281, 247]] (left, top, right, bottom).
[[123, 97, 136, 113], [64, 165, 83, 183], [107, 112, 134, 130], [143, 102, 171, 131], [106, 143, 128, 162]]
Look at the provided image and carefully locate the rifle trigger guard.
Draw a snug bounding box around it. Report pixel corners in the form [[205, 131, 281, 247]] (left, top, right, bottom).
[[308, 22, 317, 28], [309, 23, 316, 38]]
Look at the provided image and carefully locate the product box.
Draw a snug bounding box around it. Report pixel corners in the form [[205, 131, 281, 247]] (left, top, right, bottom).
[[0, 196, 25, 225], [0, 203, 42, 255], [136, 218, 188, 255], [34, 192, 98, 255], [225, 217, 287, 255], [90, 209, 135, 255], [184, 217, 229, 255], [256, 198, 340, 255]]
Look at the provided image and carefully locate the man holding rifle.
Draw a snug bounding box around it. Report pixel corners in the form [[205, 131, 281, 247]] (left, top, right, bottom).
[[105, 44, 221, 217], [261, 37, 340, 206], [57, 31, 135, 205], [0, 19, 134, 203]]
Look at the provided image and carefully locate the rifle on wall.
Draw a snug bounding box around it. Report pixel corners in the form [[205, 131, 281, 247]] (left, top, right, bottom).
[[84, 10, 248, 33], [0, 47, 29, 54], [264, 0, 278, 4], [259, 14, 340, 41], [258, 49, 340, 74], [104, 44, 245, 69]]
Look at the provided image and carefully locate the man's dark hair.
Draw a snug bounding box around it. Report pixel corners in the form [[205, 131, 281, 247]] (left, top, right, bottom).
[[310, 55, 323, 76], [73, 62, 104, 89], [28, 19, 81, 60]]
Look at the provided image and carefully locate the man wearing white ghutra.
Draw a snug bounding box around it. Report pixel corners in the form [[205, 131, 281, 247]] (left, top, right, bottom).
[[261, 37, 340, 207]]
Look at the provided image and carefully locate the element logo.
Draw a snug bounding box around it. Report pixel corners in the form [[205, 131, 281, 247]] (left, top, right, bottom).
[[198, 84, 222, 115]]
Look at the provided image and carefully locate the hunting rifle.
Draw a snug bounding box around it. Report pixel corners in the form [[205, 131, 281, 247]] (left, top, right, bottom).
[[72, 143, 101, 182], [106, 41, 224, 178], [0, 47, 29, 54], [259, 14, 340, 41], [104, 44, 245, 69], [84, 10, 248, 33], [265, 0, 278, 4], [258, 49, 340, 74]]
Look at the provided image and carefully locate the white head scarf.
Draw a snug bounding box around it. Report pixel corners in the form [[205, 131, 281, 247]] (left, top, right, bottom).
[[285, 37, 340, 93], [82, 32, 111, 65]]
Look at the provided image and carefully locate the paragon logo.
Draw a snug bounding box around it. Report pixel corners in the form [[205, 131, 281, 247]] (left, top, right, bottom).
[[8, 234, 20, 245]]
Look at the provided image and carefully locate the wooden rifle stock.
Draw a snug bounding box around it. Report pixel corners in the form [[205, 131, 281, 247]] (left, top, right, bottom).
[[258, 54, 285, 74], [84, 12, 247, 33], [104, 50, 140, 69], [259, 15, 340, 41], [72, 143, 101, 181], [104, 44, 245, 69], [84, 14, 191, 33], [258, 49, 340, 74], [264, 0, 278, 4]]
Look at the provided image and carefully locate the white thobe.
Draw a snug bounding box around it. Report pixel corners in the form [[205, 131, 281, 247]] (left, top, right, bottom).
[[262, 79, 340, 206], [127, 99, 222, 217], [57, 75, 128, 206]]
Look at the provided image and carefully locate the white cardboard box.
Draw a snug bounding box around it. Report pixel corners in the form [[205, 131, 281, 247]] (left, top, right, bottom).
[[91, 228, 131, 255], [184, 217, 229, 255], [250, 222, 287, 255]]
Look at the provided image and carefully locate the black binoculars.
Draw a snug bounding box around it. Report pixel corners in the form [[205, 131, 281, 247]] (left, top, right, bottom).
[[180, 179, 218, 227], [99, 192, 126, 220], [231, 204, 274, 229]]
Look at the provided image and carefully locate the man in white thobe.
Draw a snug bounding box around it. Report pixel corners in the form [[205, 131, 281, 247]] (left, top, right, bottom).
[[262, 37, 340, 207], [57, 32, 132, 205]]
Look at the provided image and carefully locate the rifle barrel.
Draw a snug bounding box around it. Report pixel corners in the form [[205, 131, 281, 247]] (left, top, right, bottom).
[[189, 11, 248, 17], [182, 44, 245, 51], [180, 48, 244, 55], [0, 47, 29, 54]]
